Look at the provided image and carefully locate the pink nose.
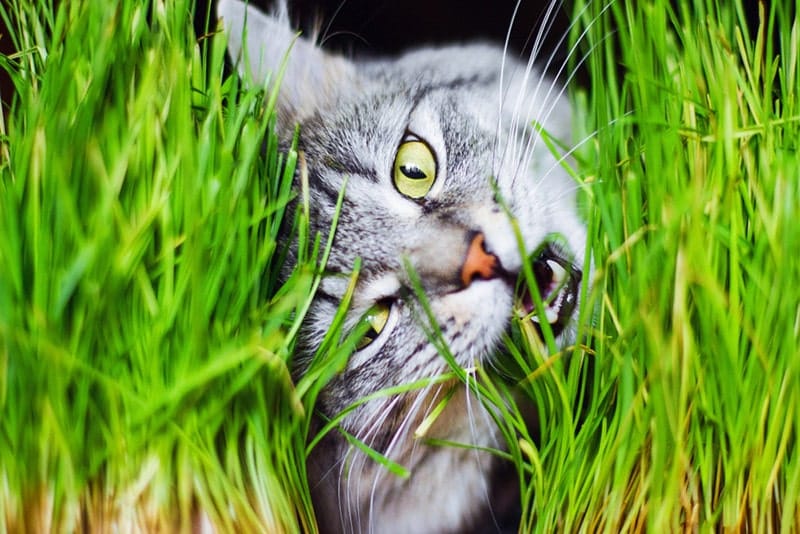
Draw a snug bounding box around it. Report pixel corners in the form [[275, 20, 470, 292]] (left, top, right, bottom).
[[460, 233, 499, 287]]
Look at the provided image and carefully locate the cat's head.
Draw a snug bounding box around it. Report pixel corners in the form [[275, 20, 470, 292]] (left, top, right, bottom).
[[219, 0, 587, 415]]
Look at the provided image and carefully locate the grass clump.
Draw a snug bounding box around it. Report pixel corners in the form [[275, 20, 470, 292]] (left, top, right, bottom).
[[1, 0, 798, 532], [0, 0, 333, 530], [523, 0, 800, 530]]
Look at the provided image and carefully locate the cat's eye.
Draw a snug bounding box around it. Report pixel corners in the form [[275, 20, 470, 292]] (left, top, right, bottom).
[[392, 139, 437, 198], [356, 300, 392, 350]]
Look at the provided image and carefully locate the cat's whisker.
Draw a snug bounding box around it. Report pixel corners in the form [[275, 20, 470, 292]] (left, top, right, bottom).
[[365, 383, 440, 531], [343, 392, 409, 532], [534, 0, 601, 84], [495, 0, 532, 173], [499, 0, 566, 182], [504, 1, 612, 193], [464, 365, 512, 532], [347, 444, 371, 532], [537, 139, 600, 190], [352, 367, 444, 530], [304, 0, 373, 53], [486, 352, 515, 382], [462, 370, 493, 520], [535, 111, 628, 193], [319, 29, 370, 49], [529, 8, 613, 131], [338, 447, 357, 532], [318, 0, 351, 47], [517, 25, 610, 191], [497, 0, 520, 137], [511, 0, 563, 106]]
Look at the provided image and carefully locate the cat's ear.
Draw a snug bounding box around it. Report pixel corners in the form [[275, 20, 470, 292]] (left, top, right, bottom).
[[217, 0, 357, 118]]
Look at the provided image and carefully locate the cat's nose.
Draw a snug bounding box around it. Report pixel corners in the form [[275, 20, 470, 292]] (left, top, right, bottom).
[[461, 232, 501, 287]]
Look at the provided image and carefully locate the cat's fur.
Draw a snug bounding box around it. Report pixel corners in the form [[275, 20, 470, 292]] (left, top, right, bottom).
[[219, 1, 587, 532]]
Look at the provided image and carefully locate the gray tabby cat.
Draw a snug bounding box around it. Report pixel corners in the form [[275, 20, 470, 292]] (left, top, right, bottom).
[[219, 0, 587, 532]]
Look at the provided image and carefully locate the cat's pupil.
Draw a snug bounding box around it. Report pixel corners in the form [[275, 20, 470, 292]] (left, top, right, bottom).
[[356, 327, 379, 349], [400, 164, 427, 180]]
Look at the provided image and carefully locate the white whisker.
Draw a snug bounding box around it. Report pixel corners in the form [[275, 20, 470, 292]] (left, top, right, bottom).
[[517, 4, 611, 190]]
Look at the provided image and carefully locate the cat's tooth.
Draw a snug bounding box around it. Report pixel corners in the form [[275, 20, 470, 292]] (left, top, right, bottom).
[[531, 289, 565, 325], [546, 290, 567, 323], [547, 260, 568, 285], [531, 307, 559, 325]]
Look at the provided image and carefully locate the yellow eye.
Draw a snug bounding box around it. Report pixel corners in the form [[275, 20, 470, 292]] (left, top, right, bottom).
[[356, 301, 391, 350], [392, 139, 437, 198]]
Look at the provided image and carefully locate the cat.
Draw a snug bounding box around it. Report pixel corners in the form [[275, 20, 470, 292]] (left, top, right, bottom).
[[218, 0, 587, 532]]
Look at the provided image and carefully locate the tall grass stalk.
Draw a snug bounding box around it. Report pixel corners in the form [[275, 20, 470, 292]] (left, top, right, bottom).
[[1, 0, 798, 532]]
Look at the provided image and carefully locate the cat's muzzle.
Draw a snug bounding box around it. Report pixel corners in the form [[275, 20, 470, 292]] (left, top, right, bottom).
[[514, 246, 581, 339]]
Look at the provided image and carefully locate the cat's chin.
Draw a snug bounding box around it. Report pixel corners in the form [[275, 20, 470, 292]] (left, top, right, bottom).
[[433, 278, 514, 358]]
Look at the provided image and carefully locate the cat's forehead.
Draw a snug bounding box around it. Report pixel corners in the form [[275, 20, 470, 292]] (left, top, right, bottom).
[[362, 44, 506, 90], [299, 44, 506, 128], [301, 61, 500, 156]]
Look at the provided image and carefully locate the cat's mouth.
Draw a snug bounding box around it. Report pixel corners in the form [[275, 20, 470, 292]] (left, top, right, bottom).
[[513, 247, 581, 339]]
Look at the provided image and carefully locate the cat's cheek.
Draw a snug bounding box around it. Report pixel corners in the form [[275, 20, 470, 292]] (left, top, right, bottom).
[[431, 279, 513, 365]]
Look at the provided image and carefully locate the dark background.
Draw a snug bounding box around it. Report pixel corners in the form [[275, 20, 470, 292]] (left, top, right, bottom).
[[213, 0, 573, 57], [198, 0, 577, 77], [197, 0, 766, 81]]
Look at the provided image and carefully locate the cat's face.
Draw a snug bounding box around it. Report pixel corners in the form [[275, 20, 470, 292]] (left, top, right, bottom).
[[221, 0, 587, 530], [221, 1, 586, 412]]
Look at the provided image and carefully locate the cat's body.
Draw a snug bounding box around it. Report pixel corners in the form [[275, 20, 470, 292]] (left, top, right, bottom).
[[219, 1, 587, 532]]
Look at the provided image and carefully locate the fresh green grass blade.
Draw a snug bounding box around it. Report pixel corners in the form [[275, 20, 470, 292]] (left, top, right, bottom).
[[1, 0, 798, 531]]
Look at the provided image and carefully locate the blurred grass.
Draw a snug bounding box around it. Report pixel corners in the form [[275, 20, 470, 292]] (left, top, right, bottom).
[[0, 0, 335, 530], [524, 0, 800, 530], [1, 0, 798, 532]]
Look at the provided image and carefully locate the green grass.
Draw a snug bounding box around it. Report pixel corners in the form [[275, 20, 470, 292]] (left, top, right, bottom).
[[1, 0, 798, 532], [0, 0, 335, 530], [548, 0, 800, 530]]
